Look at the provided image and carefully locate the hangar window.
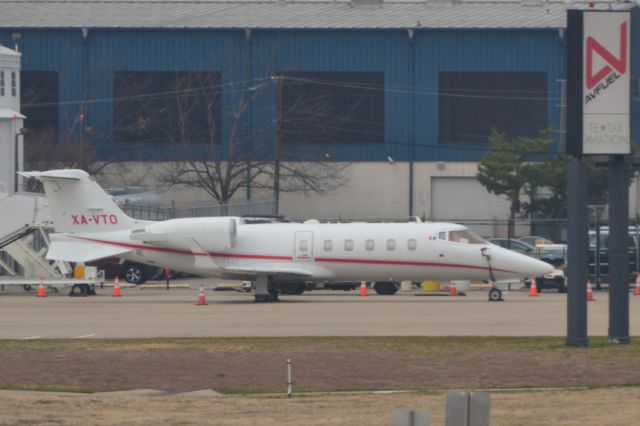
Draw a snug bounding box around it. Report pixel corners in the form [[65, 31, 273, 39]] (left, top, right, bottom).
[[21, 71, 59, 154], [0, 71, 4, 96], [386, 239, 396, 251], [407, 239, 417, 251], [438, 71, 547, 145], [365, 239, 375, 251], [344, 239, 354, 251], [323, 240, 333, 251], [11, 71, 16, 97], [114, 71, 220, 145], [279, 71, 384, 145]]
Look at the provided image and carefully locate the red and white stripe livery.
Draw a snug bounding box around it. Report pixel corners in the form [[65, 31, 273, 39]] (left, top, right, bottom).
[[22, 169, 553, 285]]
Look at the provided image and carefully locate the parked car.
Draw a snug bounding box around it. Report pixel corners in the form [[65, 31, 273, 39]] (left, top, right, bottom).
[[88, 257, 160, 285], [491, 238, 566, 292], [588, 230, 638, 285], [518, 235, 555, 247], [487, 238, 537, 257], [524, 245, 567, 292]]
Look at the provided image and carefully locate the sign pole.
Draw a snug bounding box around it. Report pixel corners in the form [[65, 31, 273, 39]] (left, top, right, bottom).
[[566, 157, 589, 347], [608, 155, 630, 344]]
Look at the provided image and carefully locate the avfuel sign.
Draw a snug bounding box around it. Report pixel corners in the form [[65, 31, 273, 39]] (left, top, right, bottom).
[[567, 9, 631, 156]]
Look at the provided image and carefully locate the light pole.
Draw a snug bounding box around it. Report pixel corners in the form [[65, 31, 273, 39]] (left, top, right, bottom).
[[274, 76, 282, 215], [14, 127, 25, 193]]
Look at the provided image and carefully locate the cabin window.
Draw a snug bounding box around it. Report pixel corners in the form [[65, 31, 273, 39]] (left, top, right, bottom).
[[365, 239, 375, 251], [299, 240, 308, 252], [344, 239, 354, 251], [11, 71, 16, 97], [407, 239, 417, 251], [438, 232, 447, 240], [323, 240, 333, 251], [386, 239, 396, 251], [0, 71, 4, 96]]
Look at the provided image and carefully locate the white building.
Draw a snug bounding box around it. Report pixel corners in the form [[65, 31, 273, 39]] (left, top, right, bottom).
[[0, 44, 24, 195]]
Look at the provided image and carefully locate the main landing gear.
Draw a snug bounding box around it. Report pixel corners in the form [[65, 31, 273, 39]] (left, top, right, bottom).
[[254, 276, 279, 303], [488, 286, 503, 302]]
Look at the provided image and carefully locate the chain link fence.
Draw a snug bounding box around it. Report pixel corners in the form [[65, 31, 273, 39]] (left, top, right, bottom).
[[119, 199, 277, 221]]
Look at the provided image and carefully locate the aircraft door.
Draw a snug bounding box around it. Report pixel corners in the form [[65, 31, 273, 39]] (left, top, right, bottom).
[[294, 231, 314, 261]]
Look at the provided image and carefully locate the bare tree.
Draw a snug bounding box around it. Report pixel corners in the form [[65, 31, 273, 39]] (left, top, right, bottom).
[[119, 48, 352, 208]]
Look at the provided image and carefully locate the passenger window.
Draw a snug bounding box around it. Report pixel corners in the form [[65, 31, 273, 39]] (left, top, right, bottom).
[[323, 240, 333, 251], [345, 239, 354, 251], [299, 240, 308, 252], [386, 239, 396, 251], [407, 239, 417, 251], [366, 239, 375, 251]]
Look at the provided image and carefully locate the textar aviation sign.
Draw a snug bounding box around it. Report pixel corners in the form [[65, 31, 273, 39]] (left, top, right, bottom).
[[582, 11, 630, 155]]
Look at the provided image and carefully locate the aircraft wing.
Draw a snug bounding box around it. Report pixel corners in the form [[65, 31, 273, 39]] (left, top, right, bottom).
[[46, 239, 132, 263], [188, 238, 313, 278]]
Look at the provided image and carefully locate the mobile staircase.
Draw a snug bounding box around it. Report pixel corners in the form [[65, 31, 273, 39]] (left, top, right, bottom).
[[0, 192, 99, 293]]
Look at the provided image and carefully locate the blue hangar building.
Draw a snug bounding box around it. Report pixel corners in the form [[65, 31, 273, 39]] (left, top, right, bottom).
[[0, 0, 638, 221]]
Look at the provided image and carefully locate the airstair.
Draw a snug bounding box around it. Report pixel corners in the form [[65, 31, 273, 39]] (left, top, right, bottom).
[[0, 192, 69, 278]]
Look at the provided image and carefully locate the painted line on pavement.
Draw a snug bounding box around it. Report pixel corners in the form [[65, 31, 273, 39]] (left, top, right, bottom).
[[73, 334, 97, 339]]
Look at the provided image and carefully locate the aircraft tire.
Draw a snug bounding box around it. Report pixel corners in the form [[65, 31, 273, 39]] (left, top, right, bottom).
[[488, 288, 503, 302]]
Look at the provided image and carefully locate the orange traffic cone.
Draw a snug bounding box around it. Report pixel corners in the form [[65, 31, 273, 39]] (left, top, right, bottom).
[[449, 282, 458, 297], [196, 284, 208, 305], [587, 280, 595, 302], [359, 281, 368, 297], [634, 274, 640, 296], [528, 278, 538, 297], [36, 277, 47, 298], [112, 277, 122, 297]]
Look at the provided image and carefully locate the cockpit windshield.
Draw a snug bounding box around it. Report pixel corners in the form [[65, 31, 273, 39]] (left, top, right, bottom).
[[447, 229, 487, 245]]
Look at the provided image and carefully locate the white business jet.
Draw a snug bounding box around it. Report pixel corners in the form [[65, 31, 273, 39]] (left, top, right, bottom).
[[21, 169, 553, 302]]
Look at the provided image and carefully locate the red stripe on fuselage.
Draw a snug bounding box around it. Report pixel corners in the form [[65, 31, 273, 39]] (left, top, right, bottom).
[[70, 236, 514, 273]]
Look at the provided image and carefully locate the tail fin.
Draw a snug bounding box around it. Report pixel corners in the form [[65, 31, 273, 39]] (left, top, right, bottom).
[[19, 169, 138, 233]]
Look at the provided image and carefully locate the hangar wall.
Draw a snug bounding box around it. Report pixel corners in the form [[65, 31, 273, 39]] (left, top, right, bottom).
[[0, 27, 567, 162]]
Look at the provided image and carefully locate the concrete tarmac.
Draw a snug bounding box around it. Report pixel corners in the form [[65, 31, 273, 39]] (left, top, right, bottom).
[[0, 279, 637, 339]]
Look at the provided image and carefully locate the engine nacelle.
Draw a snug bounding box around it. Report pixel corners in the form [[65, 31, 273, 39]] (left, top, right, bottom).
[[130, 217, 237, 251]]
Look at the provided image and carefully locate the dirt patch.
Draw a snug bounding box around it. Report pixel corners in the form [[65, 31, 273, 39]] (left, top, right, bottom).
[[1, 337, 640, 392], [1, 387, 639, 426]]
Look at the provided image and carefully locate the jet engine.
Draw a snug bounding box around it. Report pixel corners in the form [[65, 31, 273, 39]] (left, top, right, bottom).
[[130, 217, 237, 251]]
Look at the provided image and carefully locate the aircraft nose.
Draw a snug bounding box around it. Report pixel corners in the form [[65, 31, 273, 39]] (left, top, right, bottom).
[[530, 257, 555, 276], [490, 246, 554, 277]]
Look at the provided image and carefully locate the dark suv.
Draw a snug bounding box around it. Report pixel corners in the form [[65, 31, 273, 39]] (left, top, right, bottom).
[[89, 257, 159, 285]]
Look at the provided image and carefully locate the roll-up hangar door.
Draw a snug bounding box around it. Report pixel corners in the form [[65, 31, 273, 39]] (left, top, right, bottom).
[[431, 177, 493, 236]]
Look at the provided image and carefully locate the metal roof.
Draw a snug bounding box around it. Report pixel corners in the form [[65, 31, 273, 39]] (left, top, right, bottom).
[[0, 0, 632, 30]]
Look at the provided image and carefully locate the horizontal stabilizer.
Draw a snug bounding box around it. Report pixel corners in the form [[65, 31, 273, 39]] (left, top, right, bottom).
[[46, 240, 132, 263], [19, 171, 81, 181]]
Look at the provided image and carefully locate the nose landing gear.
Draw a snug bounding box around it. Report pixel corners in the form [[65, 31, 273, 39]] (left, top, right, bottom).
[[481, 247, 504, 302]]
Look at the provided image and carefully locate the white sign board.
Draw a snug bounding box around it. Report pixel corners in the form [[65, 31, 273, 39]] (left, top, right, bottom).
[[582, 11, 630, 155]]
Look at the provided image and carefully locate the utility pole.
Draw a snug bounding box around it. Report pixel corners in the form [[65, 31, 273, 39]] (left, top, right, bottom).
[[274, 75, 282, 215]]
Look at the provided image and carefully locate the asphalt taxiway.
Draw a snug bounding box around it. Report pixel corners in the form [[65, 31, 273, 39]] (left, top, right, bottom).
[[0, 278, 637, 339]]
